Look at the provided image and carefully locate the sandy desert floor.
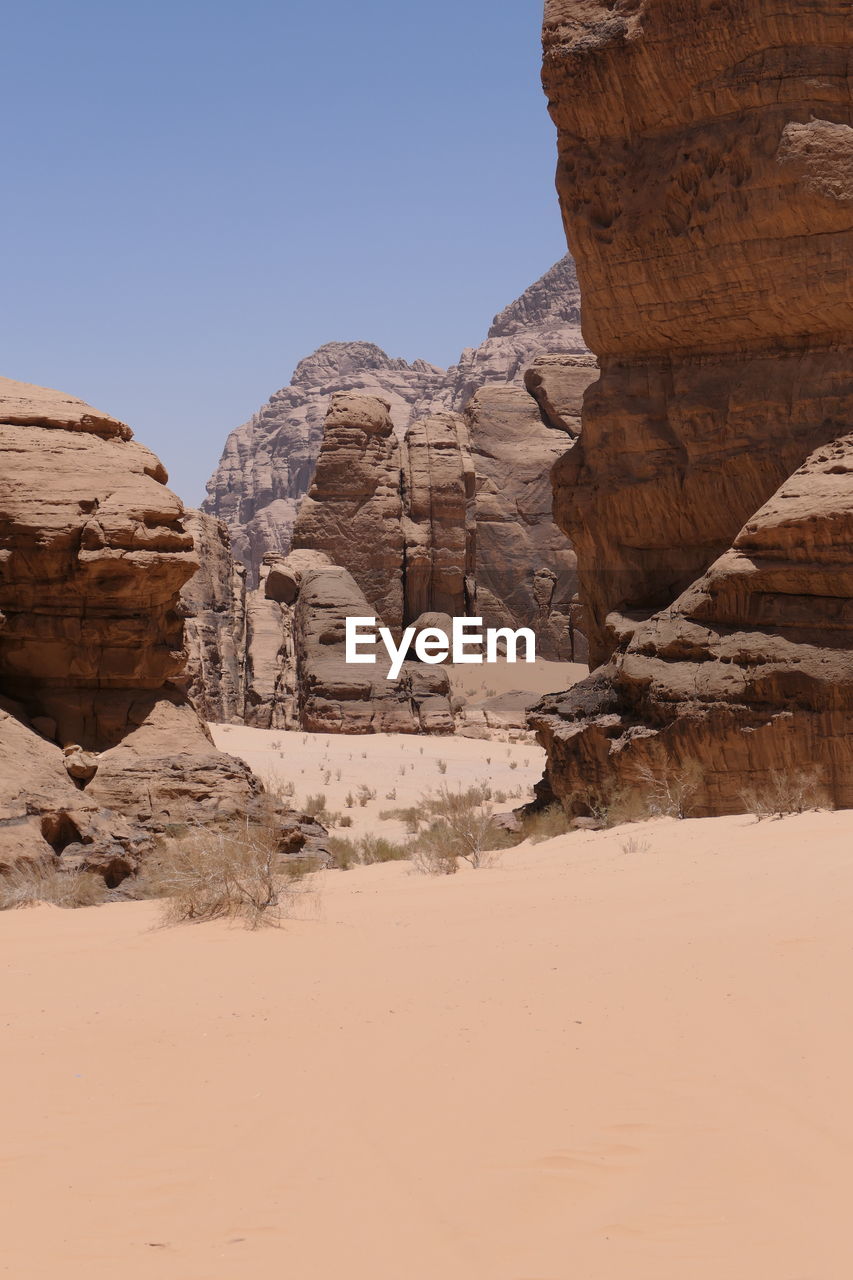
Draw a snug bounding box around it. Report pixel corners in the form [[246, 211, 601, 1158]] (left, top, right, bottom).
[[3, 801, 853, 1279], [210, 657, 587, 841]]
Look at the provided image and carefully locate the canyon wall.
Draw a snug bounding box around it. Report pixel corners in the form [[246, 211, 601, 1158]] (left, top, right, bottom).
[[532, 0, 853, 814], [0, 378, 321, 876]]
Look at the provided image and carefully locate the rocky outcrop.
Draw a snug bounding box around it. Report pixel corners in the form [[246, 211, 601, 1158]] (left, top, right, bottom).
[[202, 257, 589, 584], [291, 559, 453, 734], [288, 388, 593, 665], [402, 412, 476, 623], [466, 382, 592, 661], [180, 510, 246, 722], [0, 377, 319, 876], [203, 343, 447, 583], [440, 254, 587, 410], [534, 435, 853, 814], [291, 393, 406, 635], [532, 0, 853, 814]]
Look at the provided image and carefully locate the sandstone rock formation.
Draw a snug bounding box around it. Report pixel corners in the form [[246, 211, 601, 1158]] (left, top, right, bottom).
[[180, 510, 246, 722], [286, 388, 595, 665], [291, 393, 406, 635], [402, 412, 476, 623], [203, 257, 588, 584], [0, 377, 320, 876], [441, 254, 587, 411], [291, 558, 453, 734], [531, 0, 853, 815], [203, 343, 447, 583], [466, 381, 591, 661], [185, 358, 595, 731]]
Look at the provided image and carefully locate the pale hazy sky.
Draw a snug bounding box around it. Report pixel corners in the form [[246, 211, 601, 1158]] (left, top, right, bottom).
[[1, 0, 567, 502]]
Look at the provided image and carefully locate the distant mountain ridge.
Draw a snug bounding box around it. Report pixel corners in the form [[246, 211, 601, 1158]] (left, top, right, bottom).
[[202, 254, 588, 583]]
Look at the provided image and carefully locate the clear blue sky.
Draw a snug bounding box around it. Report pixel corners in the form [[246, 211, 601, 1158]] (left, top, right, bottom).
[[1, 0, 566, 503]]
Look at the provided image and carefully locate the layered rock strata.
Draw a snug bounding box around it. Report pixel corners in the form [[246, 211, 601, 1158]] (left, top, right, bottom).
[[0, 377, 320, 875], [532, 0, 853, 814], [402, 412, 476, 623], [180, 510, 247, 722], [289, 388, 593, 663], [466, 383, 591, 662], [203, 256, 589, 584], [291, 559, 454, 734], [291, 393, 405, 636], [204, 342, 446, 583]]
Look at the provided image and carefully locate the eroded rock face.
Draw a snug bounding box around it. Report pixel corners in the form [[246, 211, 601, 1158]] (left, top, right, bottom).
[[203, 343, 447, 584], [534, 0, 853, 813], [534, 436, 853, 814], [0, 377, 303, 874], [291, 393, 406, 636], [203, 258, 589, 583], [440, 254, 588, 411], [260, 553, 454, 735], [180, 511, 246, 723], [402, 412, 476, 624], [289, 387, 593, 666], [466, 384, 590, 661]]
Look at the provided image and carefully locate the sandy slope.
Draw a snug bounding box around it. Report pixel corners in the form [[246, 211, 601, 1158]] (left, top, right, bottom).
[[2, 809, 853, 1278]]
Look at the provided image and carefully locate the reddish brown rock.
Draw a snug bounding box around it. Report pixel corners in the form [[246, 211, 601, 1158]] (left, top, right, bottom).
[[203, 343, 447, 583], [0, 377, 307, 876], [402, 412, 475, 623], [523, 353, 597, 438], [180, 510, 247, 723], [533, 0, 853, 814], [465, 384, 587, 662], [542, 0, 853, 665], [202, 259, 589, 585], [291, 392, 406, 635], [290, 559, 454, 735], [533, 435, 853, 814]]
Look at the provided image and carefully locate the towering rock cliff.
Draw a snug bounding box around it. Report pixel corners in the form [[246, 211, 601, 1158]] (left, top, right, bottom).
[[402, 412, 476, 623], [180, 510, 247, 722], [291, 393, 406, 636], [466, 382, 589, 662], [441, 253, 587, 410], [532, 0, 853, 815], [203, 256, 588, 584], [294, 389, 592, 662], [0, 377, 319, 875], [203, 343, 446, 583]]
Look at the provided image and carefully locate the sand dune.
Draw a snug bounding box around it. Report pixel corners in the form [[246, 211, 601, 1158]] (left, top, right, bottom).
[[2, 807, 853, 1278]]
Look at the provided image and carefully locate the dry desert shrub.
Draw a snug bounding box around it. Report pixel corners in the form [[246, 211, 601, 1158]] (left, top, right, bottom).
[[520, 803, 572, 844], [138, 818, 309, 928], [621, 835, 652, 855], [740, 767, 824, 820], [264, 775, 295, 801], [0, 861, 108, 911], [378, 803, 423, 834], [326, 833, 410, 870], [303, 792, 328, 818], [412, 783, 514, 874], [625, 760, 702, 820]]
